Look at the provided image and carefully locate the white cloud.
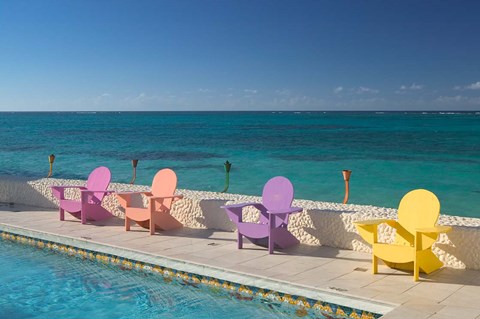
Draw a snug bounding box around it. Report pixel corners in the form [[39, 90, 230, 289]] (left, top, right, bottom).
[[469, 97, 480, 105], [275, 89, 291, 96], [269, 95, 326, 109], [400, 83, 423, 90], [355, 86, 379, 94], [92, 93, 112, 105], [466, 81, 480, 90], [333, 86, 343, 94], [453, 81, 480, 90], [435, 95, 465, 103], [332, 97, 387, 110], [243, 89, 258, 94], [135, 92, 146, 100], [435, 95, 480, 107]]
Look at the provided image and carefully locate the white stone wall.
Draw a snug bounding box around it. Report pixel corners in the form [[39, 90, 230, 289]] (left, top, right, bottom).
[[1, 177, 479, 270]]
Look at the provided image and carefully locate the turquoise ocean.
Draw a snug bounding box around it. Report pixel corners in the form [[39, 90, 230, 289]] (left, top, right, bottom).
[[0, 111, 479, 218]]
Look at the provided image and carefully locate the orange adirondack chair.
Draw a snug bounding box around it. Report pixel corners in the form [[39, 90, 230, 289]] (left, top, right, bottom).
[[117, 168, 183, 235]]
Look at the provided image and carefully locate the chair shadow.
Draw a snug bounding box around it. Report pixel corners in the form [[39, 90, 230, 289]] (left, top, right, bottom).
[[89, 216, 125, 227], [23, 178, 60, 209], [425, 267, 480, 286], [301, 208, 364, 249], [161, 227, 238, 244], [280, 243, 370, 263], [195, 199, 234, 230], [0, 202, 53, 212]]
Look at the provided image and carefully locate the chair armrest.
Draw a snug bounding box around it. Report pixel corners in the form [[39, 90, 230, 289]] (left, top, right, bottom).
[[416, 226, 452, 234], [116, 192, 134, 209], [116, 191, 133, 196], [354, 219, 394, 226], [354, 219, 397, 245], [51, 185, 87, 200], [81, 190, 114, 194], [117, 191, 151, 196], [150, 195, 184, 201], [268, 207, 303, 215], [221, 202, 266, 224], [220, 202, 261, 209], [51, 186, 87, 190]]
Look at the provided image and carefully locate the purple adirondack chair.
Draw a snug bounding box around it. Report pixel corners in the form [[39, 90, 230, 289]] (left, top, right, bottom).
[[221, 176, 302, 254], [51, 166, 113, 224]]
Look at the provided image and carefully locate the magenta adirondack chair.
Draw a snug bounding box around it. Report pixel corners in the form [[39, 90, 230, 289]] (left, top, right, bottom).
[[221, 176, 302, 254], [117, 168, 184, 235], [51, 166, 113, 224]]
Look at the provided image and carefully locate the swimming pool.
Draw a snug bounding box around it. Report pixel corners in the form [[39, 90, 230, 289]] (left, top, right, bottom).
[[0, 241, 293, 318], [0, 232, 382, 318]]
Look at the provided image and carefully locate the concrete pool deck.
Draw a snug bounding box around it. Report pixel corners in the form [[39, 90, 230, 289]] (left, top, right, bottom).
[[1, 204, 480, 318]]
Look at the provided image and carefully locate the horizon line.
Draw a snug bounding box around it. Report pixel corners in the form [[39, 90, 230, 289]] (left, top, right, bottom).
[[0, 110, 479, 113]]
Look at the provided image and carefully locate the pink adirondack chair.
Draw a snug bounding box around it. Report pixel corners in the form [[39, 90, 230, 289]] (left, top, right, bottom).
[[51, 166, 113, 224], [221, 176, 302, 254], [117, 168, 184, 235]]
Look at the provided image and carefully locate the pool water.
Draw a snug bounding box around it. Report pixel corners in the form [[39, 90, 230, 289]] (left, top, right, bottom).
[[0, 240, 305, 319]]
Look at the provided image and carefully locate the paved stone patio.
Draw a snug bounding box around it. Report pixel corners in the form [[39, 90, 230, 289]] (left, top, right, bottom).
[[1, 203, 480, 318]]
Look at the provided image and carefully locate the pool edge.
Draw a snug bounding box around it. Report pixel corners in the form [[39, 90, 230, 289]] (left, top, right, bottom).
[[0, 223, 395, 317]]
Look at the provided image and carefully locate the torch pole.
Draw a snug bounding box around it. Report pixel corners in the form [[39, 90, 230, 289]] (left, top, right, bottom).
[[342, 170, 352, 204], [130, 159, 138, 184], [47, 154, 55, 178], [221, 161, 232, 193]]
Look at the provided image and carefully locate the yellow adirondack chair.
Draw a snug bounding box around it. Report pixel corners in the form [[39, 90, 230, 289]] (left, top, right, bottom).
[[354, 189, 451, 281]]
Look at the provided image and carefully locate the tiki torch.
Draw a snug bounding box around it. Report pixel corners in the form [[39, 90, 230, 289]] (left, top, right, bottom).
[[47, 154, 55, 178], [221, 160, 232, 193], [130, 159, 139, 184], [342, 170, 352, 204]]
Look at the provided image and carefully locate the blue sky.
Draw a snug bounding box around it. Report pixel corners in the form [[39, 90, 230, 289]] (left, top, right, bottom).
[[1, 0, 479, 111]]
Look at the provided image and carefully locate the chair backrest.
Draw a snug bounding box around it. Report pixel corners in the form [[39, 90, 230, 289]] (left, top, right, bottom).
[[259, 176, 294, 225], [394, 189, 440, 246], [85, 166, 111, 204], [151, 168, 177, 210], [262, 176, 294, 210]]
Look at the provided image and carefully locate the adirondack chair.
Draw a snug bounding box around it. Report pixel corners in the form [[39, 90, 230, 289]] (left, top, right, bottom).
[[117, 168, 184, 235], [354, 189, 452, 281], [221, 176, 302, 254], [51, 166, 113, 224]]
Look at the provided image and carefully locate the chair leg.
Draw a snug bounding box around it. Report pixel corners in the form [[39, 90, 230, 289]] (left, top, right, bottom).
[[125, 217, 130, 231], [59, 208, 65, 221], [372, 228, 378, 274], [414, 255, 419, 281], [81, 194, 87, 224], [149, 219, 155, 235], [268, 234, 274, 254], [414, 233, 421, 281], [237, 232, 243, 249], [268, 213, 274, 254], [81, 207, 87, 224]]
